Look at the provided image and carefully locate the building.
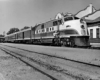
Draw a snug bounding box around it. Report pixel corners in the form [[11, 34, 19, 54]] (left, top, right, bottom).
[[76, 4, 100, 43], [76, 4, 96, 18], [86, 19, 100, 43]]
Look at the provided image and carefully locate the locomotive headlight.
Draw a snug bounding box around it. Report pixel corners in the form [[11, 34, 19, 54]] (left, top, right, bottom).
[[80, 19, 84, 24], [66, 25, 71, 27], [81, 25, 85, 29], [81, 25, 86, 35]]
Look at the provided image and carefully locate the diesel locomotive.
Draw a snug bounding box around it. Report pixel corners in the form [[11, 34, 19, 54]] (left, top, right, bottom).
[[5, 14, 90, 47]]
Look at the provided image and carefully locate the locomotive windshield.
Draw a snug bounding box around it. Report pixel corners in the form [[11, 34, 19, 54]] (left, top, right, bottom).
[[64, 17, 73, 21], [74, 17, 79, 20]]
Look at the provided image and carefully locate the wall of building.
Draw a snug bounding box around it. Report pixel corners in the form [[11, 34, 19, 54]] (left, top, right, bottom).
[[88, 26, 98, 38], [88, 25, 100, 43]]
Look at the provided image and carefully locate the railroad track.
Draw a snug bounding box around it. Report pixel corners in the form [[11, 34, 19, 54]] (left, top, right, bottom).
[[0, 44, 100, 80], [29, 42, 99, 50], [1, 44, 100, 67], [0, 47, 59, 80], [12, 43, 100, 50]]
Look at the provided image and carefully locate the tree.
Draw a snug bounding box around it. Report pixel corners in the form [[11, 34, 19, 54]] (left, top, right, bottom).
[[7, 28, 19, 35], [0, 34, 4, 37], [21, 26, 30, 30]]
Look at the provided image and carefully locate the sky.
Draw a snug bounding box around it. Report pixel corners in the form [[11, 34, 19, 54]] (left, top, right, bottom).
[[0, 0, 100, 35]]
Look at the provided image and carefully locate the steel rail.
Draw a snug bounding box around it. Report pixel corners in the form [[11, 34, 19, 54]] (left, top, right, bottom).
[[0, 47, 58, 80], [0, 46, 91, 80], [1, 44, 100, 68]]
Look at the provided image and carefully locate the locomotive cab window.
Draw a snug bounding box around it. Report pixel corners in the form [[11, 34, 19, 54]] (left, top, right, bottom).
[[53, 21, 58, 26]]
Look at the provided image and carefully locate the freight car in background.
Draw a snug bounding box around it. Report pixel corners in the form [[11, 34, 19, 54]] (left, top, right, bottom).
[[5, 14, 90, 47]]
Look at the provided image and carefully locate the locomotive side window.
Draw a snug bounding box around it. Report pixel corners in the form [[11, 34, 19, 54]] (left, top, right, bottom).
[[64, 17, 73, 21], [42, 29, 44, 33], [35, 30, 38, 34], [49, 27, 52, 31], [52, 27, 54, 31], [90, 29, 93, 38], [46, 28, 49, 32], [53, 21, 58, 26], [37, 31, 38, 34]]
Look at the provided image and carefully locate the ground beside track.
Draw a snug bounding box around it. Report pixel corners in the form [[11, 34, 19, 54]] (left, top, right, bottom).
[[0, 43, 100, 80], [0, 49, 52, 80], [0, 43, 100, 66]]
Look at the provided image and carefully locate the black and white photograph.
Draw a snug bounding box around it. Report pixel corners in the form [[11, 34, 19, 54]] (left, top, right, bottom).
[[0, 0, 100, 80]]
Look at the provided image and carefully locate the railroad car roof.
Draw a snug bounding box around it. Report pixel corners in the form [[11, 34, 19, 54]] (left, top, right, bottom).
[[5, 27, 32, 37]]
